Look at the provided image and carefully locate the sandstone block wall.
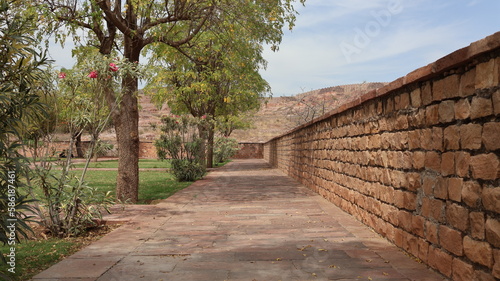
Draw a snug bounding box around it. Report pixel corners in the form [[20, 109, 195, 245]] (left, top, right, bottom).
[[264, 32, 500, 280], [233, 143, 264, 159]]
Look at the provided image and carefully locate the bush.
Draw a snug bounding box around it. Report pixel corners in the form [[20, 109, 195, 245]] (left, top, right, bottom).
[[154, 115, 206, 181], [170, 159, 205, 182], [214, 137, 239, 163], [32, 159, 114, 237], [0, 0, 50, 274]]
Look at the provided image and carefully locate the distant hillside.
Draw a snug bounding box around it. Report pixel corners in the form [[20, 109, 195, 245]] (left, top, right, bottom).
[[231, 82, 387, 142], [99, 82, 387, 143]]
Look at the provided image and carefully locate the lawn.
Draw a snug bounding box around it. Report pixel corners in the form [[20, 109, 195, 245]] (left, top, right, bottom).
[[84, 170, 191, 204], [29, 159, 188, 204], [0, 238, 81, 280], [0, 226, 114, 281], [72, 159, 172, 169]]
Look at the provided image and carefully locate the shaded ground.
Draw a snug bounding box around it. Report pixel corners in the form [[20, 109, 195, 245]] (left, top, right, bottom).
[[32, 159, 447, 281]]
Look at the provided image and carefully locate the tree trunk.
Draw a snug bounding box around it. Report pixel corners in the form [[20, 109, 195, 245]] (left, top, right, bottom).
[[114, 90, 139, 203], [206, 126, 214, 168], [74, 132, 84, 158], [114, 33, 141, 203]]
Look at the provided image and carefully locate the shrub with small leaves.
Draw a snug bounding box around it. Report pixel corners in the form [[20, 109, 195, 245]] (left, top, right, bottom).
[[214, 137, 239, 163], [154, 115, 206, 181], [170, 159, 205, 182]]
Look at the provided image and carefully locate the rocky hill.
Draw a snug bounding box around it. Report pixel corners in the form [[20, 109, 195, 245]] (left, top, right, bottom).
[[231, 82, 387, 142], [99, 82, 387, 143]]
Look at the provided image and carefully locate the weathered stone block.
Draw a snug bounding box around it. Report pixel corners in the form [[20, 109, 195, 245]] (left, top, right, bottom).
[[433, 74, 459, 101], [425, 104, 440, 126], [444, 125, 460, 150], [422, 197, 444, 222], [439, 100, 455, 123], [454, 98, 471, 120], [485, 218, 500, 248], [482, 122, 500, 151], [439, 225, 464, 256], [421, 82, 433, 106], [448, 177, 463, 202], [411, 215, 425, 238], [470, 212, 485, 240], [425, 151, 441, 172], [446, 202, 469, 231], [455, 151, 470, 178], [463, 236, 493, 268], [434, 177, 448, 200], [462, 180, 482, 208], [425, 221, 439, 244], [476, 59, 496, 89], [452, 258, 474, 281], [422, 175, 437, 196], [494, 89, 500, 115], [482, 187, 500, 213], [411, 88, 422, 108], [412, 151, 426, 170], [460, 123, 482, 150], [459, 68, 476, 97], [470, 153, 499, 180], [428, 246, 453, 277], [493, 249, 500, 279], [470, 96, 493, 119], [441, 152, 455, 176], [418, 238, 430, 263]]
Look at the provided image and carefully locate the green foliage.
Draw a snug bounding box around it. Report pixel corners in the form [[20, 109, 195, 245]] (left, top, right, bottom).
[[0, 0, 49, 274], [214, 137, 239, 164], [31, 161, 114, 237], [170, 159, 205, 182], [24, 51, 136, 238], [154, 115, 204, 161], [154, 115, 206, 181]]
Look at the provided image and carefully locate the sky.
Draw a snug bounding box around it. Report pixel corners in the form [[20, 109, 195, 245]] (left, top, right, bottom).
[[48, 0, 500, 97], [260, 0, 500, 96]]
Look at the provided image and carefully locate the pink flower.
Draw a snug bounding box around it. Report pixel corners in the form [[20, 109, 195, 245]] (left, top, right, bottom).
[[201, 115, 207, 119], [88, 71, 98, 78], [58, 72, 66, 79], [109, 63, 118, 72]]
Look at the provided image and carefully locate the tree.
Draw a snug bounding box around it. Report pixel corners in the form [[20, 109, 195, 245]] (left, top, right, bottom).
[[55, 47, 125, 160], [38, 0, 305, 201], [146, 0, 307, 166]]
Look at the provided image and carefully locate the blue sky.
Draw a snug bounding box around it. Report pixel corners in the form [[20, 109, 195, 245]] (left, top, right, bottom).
[[48, 0, 500, 97], [260, 0, 500, 96]]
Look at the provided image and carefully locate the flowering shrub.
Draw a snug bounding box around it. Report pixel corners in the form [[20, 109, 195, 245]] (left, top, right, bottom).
[[109, 62, 118, 72], [87, 70, 98, 78]]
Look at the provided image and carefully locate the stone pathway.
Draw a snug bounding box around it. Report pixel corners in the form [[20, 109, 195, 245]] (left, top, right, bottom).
[[32, 159, 447, 281]]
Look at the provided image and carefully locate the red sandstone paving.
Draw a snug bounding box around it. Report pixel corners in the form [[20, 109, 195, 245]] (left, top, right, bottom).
[[32, 159, 448, 281]]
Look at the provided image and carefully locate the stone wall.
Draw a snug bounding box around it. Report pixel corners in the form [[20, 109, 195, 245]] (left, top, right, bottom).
[[264, 32, 500, 280], [25, 141, 157, 159], [233, 143, 264, 159]]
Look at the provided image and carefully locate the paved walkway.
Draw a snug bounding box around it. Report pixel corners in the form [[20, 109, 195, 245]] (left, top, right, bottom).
[[33, 159, 447, 281]]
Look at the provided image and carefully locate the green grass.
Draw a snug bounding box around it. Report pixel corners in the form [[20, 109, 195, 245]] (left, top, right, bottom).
[[72, 159, 171, 169], [0, 238, 85, 280], [83, 170, 191, 204]]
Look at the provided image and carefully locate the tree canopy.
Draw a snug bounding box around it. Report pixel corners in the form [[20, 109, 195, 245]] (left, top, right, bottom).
[[35, 0, 306, 201]]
